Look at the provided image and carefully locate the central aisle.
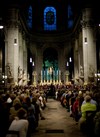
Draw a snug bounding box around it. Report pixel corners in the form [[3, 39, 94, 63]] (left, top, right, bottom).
[[31, 98, 86, 137]]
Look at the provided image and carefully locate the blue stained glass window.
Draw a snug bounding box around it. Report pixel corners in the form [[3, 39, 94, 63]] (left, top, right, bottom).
[[27, 6, 32, 29], [44, 7, 56, 31], [68, 5, 73, 18], [68, 5, 73, 29]]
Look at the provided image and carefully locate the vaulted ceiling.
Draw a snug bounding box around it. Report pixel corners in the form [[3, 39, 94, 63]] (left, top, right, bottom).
[[0, 0, 100, 34]]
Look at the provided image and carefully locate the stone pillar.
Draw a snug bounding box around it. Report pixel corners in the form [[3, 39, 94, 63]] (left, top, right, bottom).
[[17, 31, 24, 85], [0, 49, 2, 83], [36, 45, 43, 84], [5, 8, 19, 84], [79, 32, 84, 85], [81, 8, 97, 83], [58, 70, 61, 84], [23, 40, 28, 85], [32, 71, 37, 86], [74, 38, 79, 84], [19, 31, 23, 70], [65, 70, 69, 84], [40, 70, 43, 84], [58, 47, 64, 83]]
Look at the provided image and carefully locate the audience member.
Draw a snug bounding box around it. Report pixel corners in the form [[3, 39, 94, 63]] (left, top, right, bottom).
[[6, 108, 29, 137]]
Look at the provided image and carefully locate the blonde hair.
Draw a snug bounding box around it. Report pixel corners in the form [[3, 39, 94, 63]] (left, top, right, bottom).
[[85, 95, 91, 102]]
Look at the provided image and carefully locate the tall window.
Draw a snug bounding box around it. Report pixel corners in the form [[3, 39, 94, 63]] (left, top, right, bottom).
[[27, 6, 32, 29], [44, 7, 56, 31], [67, 4, 73, 29]]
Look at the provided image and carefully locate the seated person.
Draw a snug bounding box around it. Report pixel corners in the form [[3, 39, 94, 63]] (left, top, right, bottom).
[[79, 95, 97, 132], [9, 101, 22, 124], [82, 91, 97, 106], [6, 108, 29, 137], [94, 111, 100, 137]]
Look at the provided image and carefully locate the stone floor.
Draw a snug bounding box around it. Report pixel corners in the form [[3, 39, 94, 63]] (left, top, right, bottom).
[[31, 98, 87, 137]]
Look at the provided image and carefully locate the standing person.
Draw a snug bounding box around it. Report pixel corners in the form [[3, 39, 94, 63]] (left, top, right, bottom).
[[49, 83, 56, 97], [35, 93, 45, 120]]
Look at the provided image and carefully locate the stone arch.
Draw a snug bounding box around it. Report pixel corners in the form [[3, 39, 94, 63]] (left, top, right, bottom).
[[43, 47, 58, 70], [42, 47, 59, 83]]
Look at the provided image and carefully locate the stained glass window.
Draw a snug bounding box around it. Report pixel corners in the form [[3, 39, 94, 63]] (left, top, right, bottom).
[[27, 6, 32, 29], [68, 5, 73, 29], [46, 11, 54, 25], [44, 7, 56, 31]]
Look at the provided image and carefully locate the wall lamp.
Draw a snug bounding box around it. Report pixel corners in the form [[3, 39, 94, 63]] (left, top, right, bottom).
[[0, 18, 4, 29], [14, 38, 17, 45], [30, 57, 32, 63], [84, 37, 88, 44], [32, 61, 34, 66], [69, 57, 72, 62], [0, 25, 3, 29], [66, 62, 69, 66]]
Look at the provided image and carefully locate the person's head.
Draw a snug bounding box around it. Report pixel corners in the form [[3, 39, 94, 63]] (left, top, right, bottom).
[[14, 102, 22, 110], [17, 108, 27, 119], [13, 97, 21, 106], [85, 91, 90, 95], [32, 96, 37, 104], [25, 96, 31, 106], [89, 91, 93, 98], [85, 95, 91, 102]]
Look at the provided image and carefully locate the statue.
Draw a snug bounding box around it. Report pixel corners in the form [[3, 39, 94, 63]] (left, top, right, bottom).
[[80, 66, 84, 76], [23, 69, 27, 80], [18, 66, 23, 78], [89, 65, 94, 77], [6, 63, 12, 78]]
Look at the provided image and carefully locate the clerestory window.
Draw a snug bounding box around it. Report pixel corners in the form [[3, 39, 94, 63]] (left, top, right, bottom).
[[27, 6, 32, 29], [67, 4, 73, 29], [44, 7, 56, 31]]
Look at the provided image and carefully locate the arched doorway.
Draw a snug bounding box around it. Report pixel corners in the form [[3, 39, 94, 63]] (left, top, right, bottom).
[[42, 47, 59, 84]]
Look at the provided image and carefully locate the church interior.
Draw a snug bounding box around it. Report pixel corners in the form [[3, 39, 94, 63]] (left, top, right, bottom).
[[0, 0, 100, 88], [1, 1, 100, 137]]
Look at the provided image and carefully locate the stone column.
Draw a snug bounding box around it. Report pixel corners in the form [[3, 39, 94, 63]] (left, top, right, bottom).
[[5, 8, 19, 84], [65, 70, 69, 84], [58, 47, 64, 83], [81, 8, 97, 83], [19, 30, 23, 70], [79, 32, 84, 85], [74, 38, 79, 84], [35, 45, 43, 84], [40, 70, 43, 84], [17, 30, 24, 85], [23, 40, 28, 85]]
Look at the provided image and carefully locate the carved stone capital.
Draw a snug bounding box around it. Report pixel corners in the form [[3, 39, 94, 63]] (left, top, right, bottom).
[[6, 19, 20, 28], [81, 19, 94, 28]]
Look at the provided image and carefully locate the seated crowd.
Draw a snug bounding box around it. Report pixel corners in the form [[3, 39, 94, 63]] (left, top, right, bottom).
[[0, 85, 47, 137], [59, 85, 100, 137], [0, 83, 100, 137]]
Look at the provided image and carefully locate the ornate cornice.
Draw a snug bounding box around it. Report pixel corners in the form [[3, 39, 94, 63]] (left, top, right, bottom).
[[6, 19, 20, 28], [80, 19, 94, 28]]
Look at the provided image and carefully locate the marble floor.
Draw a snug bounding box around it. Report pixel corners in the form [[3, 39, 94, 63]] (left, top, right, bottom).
[[31, 98, 87, 137]]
